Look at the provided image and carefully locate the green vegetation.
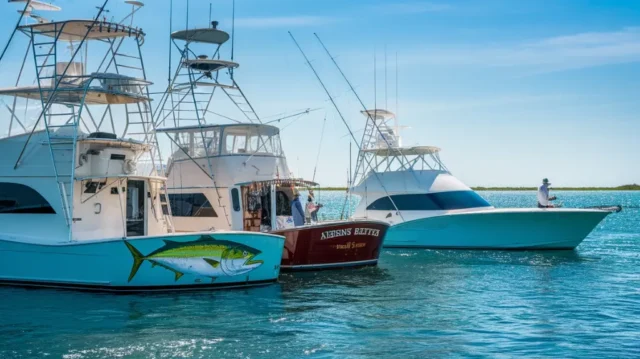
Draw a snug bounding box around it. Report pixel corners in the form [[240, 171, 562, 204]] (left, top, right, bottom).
[[315, 184, 640, 191], [473, 184, 640, 191]]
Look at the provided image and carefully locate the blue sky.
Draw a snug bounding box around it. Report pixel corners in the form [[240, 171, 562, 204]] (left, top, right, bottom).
[[0, 0, 638, 187]]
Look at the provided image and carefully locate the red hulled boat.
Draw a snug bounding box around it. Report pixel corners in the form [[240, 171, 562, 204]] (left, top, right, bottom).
[[234, 179, 389, 271]]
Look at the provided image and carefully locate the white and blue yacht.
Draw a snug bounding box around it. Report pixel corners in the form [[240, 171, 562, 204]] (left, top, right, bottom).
[[0, 1, 284, 291], [350, 110, 611, 249]]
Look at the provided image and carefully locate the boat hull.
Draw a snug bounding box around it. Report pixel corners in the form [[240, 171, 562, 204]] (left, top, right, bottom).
[[383, 209, 610, 249], [0, 232, 284, 292], [273, 221, 388, 271]]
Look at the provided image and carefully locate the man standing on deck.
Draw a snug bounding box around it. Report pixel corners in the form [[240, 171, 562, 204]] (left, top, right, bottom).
[[291, 191, 305, 226], [537, 178, 557, 208]]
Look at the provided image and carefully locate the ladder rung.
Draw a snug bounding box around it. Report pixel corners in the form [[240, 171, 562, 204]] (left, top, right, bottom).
[[48, 124, 76, 128], [35, 54, 52, 57], [35, 41, 56, 46], [116, 64, 143, 70], [115, 53, 140, 59], [37, 64, 56, 68]]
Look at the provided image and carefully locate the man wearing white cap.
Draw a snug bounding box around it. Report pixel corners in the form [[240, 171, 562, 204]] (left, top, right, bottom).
[[537, 178, 557, 208]]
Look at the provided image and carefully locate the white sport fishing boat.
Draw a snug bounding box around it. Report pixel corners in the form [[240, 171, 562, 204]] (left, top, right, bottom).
[[0, 1, 284, 292], [350, 109, 612, 249], [152, 22, 388, 270]]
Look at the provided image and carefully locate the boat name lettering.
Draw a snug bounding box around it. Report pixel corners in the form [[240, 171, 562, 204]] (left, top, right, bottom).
[[335, 242, 366, 250], [320, 227, 380, 240], [321, 228, 352, 240], [354, 228, 380, 237]]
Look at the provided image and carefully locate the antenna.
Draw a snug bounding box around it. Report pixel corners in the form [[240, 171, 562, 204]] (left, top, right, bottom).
[[209, 3, 212, 27], [384, 45, 388, 110], [395, 52, 399, 145], [231, 0, 236, 78], [168, 0, 173, 87], [374, 49, 377, 120]]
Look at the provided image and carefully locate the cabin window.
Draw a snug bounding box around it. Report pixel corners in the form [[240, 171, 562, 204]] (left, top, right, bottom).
[[366, 191, 491, 211], [231, 188, 240, 211], [84, 181, 106, 194], [171, 129, 220, 158], [0, 182, 55, 214], [221, 126, 284, 156], [169, 193, 218, 217]]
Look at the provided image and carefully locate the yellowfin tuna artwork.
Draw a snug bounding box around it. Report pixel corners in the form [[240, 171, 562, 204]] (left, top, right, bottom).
[[124, 235, 263, 282]]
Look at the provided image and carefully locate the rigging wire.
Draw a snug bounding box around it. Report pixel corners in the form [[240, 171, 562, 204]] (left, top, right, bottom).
[[311, 114, 327, 183]]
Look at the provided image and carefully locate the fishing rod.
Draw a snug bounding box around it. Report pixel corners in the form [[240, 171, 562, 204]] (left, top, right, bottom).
[[263, 108, 321, 125], [314, 33, 415, 183], [288, 32, 405, 222], [314, 33, 425, 219], [312, 115, 326, 183]]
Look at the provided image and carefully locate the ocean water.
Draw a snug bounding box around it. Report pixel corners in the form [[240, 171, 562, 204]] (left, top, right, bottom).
[[1, 191, 639, 359]]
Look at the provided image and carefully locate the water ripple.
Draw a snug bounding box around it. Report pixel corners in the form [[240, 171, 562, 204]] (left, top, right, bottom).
[[0, 191, 639, 358]]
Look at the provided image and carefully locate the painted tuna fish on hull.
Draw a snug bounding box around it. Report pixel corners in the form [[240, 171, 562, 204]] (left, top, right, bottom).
[[124, 235, 263, 282]]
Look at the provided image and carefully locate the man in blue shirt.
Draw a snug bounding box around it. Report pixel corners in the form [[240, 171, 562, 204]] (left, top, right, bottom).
[[291, 191, 305, 226]]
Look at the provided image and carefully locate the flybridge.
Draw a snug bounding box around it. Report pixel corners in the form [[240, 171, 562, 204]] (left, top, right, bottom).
[[354, 109, 448, 180]]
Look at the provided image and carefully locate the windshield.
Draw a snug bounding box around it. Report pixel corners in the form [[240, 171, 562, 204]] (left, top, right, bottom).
[[221, 125, 283, 156]]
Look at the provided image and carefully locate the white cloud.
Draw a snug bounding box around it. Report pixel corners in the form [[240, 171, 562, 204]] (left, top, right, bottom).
[[233, 16, 339, 28], [371, 2, 452, 14], [402, 27, 640, 73]]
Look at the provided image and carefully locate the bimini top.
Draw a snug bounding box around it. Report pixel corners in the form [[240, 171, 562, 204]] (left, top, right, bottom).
[[361, 109, 396, 119], [18, 20, 145, 42], [236, 178, 319, 187], [171, 28, 230, 44], [156, 123, 280, 135], [362, 146, 441, 156], [0, 73, 152, 105], [182, 59, 239, 73]]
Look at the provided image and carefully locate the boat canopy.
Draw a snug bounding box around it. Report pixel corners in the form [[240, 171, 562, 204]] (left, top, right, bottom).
[[0, 73, 152, 105], [19, 20, 145, 42], [361, 109, 395, 120], [157, 123, 279, 135], [236, 178, 319, 188], [183, 59, 239, 73], [171, 28, 230, 44], [362, 146, 441, 156]]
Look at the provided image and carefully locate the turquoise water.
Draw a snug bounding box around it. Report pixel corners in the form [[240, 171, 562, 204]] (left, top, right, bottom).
[[1, 191, 639, 358]]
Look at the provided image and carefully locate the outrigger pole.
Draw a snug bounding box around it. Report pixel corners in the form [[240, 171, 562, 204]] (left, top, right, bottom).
[[313, 33, 414, 180], [314, 33, 424, 219], [0, 0, 32, 62], [288, 32, 405, 221]]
